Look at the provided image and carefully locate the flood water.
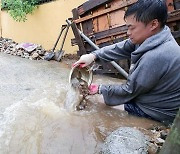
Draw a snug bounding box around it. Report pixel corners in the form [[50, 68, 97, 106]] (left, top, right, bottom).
[[0, 53, 161, 154]]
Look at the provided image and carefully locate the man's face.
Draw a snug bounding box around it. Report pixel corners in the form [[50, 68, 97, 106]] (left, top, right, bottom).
[[125, 15, 154, 44]]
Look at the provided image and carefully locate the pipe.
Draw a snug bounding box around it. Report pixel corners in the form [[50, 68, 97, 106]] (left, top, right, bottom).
[[66, 19, 128, 79]]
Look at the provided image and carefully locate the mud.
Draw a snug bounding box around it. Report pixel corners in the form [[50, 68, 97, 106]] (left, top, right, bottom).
[[0, 52, 168, 154], [71, 77, 90, 110]]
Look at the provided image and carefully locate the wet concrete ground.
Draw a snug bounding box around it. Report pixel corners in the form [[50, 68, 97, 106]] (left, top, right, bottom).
[[0, 52, 163, 153]]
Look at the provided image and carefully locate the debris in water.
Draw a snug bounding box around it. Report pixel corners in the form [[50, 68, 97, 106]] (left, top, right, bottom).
[[71, 77, 90, 110]]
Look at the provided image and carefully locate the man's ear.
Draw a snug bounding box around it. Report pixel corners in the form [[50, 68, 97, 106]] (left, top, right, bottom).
[[150, 19, 160, 31]]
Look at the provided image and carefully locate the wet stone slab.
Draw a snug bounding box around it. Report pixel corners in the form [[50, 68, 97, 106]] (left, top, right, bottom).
[[101, 127, 149, 154]]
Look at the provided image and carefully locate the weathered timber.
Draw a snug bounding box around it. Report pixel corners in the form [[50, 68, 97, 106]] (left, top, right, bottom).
[[77, 0, 112, 16], [70, 22, 86, 56], [81, 17, 94, 36], [167, 9, 180, 23], [92, 25, 128, 41], [71, 25, 128, 47], [76, 0, 175, 24], [72, 8, 81, 30], [71, 0, 180, 75], [75, 0, 137, 24], [78, 0, 175, 15]]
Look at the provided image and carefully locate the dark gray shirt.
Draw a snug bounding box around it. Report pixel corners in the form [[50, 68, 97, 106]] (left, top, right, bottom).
[[93, 26, 180, 123]]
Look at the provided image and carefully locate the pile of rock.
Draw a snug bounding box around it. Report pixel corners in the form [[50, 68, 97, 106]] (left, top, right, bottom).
[[0, 37, 48, 60], [147, 126, 170, 154]]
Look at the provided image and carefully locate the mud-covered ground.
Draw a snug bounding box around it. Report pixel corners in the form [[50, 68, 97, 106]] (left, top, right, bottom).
[[0, 51, 171, 154], [0, 38, 171, 153]]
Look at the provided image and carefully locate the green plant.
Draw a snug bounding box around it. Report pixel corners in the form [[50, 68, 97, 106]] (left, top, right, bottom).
[[2, 0, 39, 22], [2, 0, 56, 22]]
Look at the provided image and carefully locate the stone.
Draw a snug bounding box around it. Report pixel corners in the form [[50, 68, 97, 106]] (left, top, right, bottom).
[[0, 38, 49, 61], [155, 138, 165, 145], [32, 52, 39, 59], [148, 142, 159, 154], [101, 127, 149, 154], [160, 130, 169, 140]]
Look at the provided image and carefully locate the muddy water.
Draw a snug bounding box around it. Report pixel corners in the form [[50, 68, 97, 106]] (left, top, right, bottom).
[[0, 53, 162, 154]]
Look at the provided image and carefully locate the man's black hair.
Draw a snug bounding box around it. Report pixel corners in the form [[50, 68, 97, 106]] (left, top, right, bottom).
[[124, 0, 168, 27]]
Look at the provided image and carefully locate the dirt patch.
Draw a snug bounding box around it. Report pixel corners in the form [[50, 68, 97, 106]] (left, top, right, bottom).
[[62, 53, 79, 60], [61, 54, 80, 67]]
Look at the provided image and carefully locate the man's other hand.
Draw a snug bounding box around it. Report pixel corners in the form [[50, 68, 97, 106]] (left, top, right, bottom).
[[88, 84, 99, 95]]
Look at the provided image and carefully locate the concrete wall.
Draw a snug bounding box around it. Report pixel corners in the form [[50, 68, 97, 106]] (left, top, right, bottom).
[[1, 0, 86, 54]]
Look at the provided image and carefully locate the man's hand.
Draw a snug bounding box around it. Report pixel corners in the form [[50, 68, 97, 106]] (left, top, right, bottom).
[[88, 83, 99, 95], [73, 53, 96, 68]]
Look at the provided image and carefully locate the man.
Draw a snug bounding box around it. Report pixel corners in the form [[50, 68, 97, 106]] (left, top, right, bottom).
[[74, 0, 180, 124]]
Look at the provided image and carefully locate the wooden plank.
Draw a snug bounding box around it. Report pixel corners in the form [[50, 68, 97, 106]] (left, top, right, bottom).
[[72, 8, 79, 20], [96, 37, 114, 45], [71, 22, 86, 55], [71, 32, 127, 46], [92, 0, 126, 33], [75, 0, 175, 24], [167, 15, 180, 22], [80, 11, 94, 35], [167, 9, 180, 23], [96, 9, 109, 32], [92, 25, 128, 40], [74, 0, 137, 24], [77, 0, 112, 16], [107, 0, 126, 28], [81, 19, 94, 35], [92, 6, 104, 33], [92, 5, 109, 33], [110, 9, 126, 28], [72, 8, 81, 30], [96, 33, 127, 45], [93, 15, 99, 33]]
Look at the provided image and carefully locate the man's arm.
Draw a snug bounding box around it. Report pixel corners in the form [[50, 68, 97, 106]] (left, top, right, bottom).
[[92, 39, 135, 62], [99, 55, 167, 105], [73, 39, 135, 67]]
